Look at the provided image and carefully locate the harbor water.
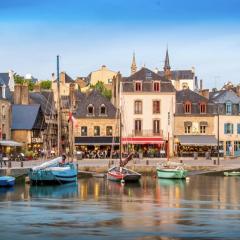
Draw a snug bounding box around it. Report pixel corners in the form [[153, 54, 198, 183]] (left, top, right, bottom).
[[0, 175, 240, 240]]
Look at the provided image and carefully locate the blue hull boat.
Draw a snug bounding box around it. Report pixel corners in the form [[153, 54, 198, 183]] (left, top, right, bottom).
[[28, 157, 78, 185], [0, 176, 15, 187]]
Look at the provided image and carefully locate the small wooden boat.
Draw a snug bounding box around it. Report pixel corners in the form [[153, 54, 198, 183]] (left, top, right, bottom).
[[224, 171, 240, 176], [157, 162, 187, 179], [0, 176, 15, 187], [107, 166, 141, 182]]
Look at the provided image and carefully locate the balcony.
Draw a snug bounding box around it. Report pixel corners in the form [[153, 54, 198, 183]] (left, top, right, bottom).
[[132, 129, 163, 137]]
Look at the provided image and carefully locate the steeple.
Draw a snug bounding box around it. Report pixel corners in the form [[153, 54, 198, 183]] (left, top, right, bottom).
[[131, 52, 137, 75], [163, 48, 171, 79]]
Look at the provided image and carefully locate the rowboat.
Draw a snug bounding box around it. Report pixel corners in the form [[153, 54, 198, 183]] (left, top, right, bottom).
[[107, 166, 141, 182], [157, 162, 187, 179], [0, 176, 15, 187], [224, 171, 240, 176]]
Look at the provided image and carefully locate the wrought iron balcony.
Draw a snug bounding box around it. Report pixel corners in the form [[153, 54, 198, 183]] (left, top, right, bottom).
[[132, 129, 163, 137]]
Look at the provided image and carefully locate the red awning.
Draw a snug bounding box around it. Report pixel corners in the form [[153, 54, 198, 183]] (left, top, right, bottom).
[[122, 137, 164, 145]]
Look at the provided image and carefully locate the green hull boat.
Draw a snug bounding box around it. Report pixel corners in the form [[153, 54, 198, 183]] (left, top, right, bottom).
[[224, 171, 240, 176], [157, 167, 188, 179]]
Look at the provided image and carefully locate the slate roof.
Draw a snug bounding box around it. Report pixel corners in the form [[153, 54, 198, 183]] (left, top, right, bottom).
[[74, 90, 117, 118], [29, 91, 56, 115], [176, 89, 216, 115], [0, 73, 9, 86], [122, 67, 175, 92], [12, 104, 45, 130], [209, 89, 240, 104], [158, 70, 194, 80]]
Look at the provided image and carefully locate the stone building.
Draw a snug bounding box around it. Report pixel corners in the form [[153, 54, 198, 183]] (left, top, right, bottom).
[[174, 89, 217, 157], [210, 89, 240, 157], [120, 67, 176, 157], [72, 90, 119, 154]]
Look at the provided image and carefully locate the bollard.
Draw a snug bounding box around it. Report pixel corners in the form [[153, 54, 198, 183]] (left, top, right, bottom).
[[146, 160, 149, 165], [213, 159, 216, 165], [112, 160, 114, 165], [21, 161, 24, 168], [180, 160, 183, 163]]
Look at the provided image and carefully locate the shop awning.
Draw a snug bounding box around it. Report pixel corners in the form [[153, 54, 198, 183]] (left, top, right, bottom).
[[176, 135, 217, 146], [0, 140, 23, 147], [122, 137, 164, 145], [75, 137, 119, 145]]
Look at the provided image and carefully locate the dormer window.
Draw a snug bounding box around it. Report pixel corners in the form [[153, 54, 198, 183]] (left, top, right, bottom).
[[184, 101, 191, 114], [226, 101, 232, 115], [153, 81, 160, 92], [200, 102, 206, 114], [100, 104, 106, 115], [87, 104, 94, 115], [135, 81, 142, 91]]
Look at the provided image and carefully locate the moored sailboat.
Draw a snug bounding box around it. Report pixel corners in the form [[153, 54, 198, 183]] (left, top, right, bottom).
[[156, 162, 187, 179]]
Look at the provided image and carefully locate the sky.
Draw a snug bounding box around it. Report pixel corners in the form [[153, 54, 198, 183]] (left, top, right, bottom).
[[0, 0, 240, 89]]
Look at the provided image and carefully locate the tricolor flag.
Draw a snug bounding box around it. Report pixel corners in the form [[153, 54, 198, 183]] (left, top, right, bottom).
[[68, 112, 78, 127]]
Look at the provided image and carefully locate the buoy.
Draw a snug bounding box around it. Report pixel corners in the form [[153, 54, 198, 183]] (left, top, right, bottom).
[[121, 179, 125, 184], [186, 177, 190, 183]]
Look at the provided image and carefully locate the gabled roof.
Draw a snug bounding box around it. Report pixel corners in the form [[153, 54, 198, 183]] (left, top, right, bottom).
[[124, 67, 166, 81], [158, 70, 194, 80], [12, 104, 44, 130], [0, 73, 9, 86], [176, 89, 209, 103], [75, 90, 117, 118], [210, 89, 240, 104]]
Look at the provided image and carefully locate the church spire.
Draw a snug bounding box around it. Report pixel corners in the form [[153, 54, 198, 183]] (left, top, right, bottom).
[[164, 47, 171, 79], [131, 52, 137, 75]]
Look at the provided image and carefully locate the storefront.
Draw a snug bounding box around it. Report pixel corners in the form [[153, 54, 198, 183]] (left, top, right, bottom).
[[175, 135, 220, 158]]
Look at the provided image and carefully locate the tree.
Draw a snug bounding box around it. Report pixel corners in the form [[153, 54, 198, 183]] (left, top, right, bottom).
[[14, 74, 36, 90], [90, 81, 112, 100], [14, 74, 25, 84], [40, 80, 52, 89]]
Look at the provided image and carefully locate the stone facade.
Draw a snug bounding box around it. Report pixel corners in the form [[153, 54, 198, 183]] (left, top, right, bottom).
[[0, 99, 11, 140]]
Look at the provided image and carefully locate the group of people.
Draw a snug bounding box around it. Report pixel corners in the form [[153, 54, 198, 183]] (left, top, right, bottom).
[[76, 149, 121, 159]]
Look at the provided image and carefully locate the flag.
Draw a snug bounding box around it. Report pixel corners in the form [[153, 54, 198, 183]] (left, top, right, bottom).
[[68, 112, 78, 128]]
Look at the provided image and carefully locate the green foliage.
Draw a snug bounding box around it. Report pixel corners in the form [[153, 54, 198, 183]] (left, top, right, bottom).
[[40, 80, 52, 89], [90, 81, 112, 100], [14, 74, 25, 84]]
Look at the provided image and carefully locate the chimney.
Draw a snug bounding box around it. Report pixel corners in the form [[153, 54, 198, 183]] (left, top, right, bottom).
[[8, 70, 15, 92], [69, 83, 76, 108], [236, 85, 240, 97], [60, 72, 66, 84], [21, 82, 29, 105], [111, 72, 121, 108], [200, 79, 203, 90], [14, 84, 22, 104], [33, 83, 41, 92], [51, 73, 55, 82], [194, 76, 198, 90]]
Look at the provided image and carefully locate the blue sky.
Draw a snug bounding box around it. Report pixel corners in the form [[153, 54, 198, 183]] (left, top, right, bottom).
[[0, 0, 240, 88]]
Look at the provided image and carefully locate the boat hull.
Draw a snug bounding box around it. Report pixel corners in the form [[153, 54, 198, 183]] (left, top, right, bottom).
[[157, 168, 187, 179], [0, 176, 15, 187], [28, 163, 77, 185], [107, 167, 141, 182], [224, 171, 240, 176]]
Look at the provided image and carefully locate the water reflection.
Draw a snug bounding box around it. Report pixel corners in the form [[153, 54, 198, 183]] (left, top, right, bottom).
[[0, 176, 240, 239]]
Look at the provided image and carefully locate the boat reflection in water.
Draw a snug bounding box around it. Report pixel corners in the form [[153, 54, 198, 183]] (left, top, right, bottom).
[[29, 182, 78, 199], [157, 178, 186, 188]]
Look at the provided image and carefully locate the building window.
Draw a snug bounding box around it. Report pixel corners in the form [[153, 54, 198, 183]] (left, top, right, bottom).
[[200, 103, 206, 114], [134, 100, 142, 114], [81, 126, 87, 136], [224, 123, 233, 134], [106, 126, 113, 136], [153, 81, 160, 92], [153, 120, 160, 135], [135, 82, 142, 91], [94, 126, 100, 136], [87, 104, 94, 115], [226, 102, 232, 115], [237, 124, 240, 134], [185, 126, 191, 134], [182, 82, 189, 89], [200, 126, 206, 133], [153, 100, 160, 114], [100, 104, 106, 115], [184, 102, 191, 114], [134, 120, 142, 135]]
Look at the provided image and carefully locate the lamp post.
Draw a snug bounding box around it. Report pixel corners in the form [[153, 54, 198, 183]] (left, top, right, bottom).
[[217, 104, 220, 165]]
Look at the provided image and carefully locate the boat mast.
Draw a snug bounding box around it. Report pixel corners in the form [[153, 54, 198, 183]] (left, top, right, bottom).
[[119, 109, 122, 165], [57, 55, 62, 155]]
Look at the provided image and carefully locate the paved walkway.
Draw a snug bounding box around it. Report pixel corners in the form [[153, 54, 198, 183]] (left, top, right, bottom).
[[1, 157, 240, 169]]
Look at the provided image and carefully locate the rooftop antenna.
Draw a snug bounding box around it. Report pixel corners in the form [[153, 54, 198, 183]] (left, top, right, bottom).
[[57, 55, 62, 155]]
